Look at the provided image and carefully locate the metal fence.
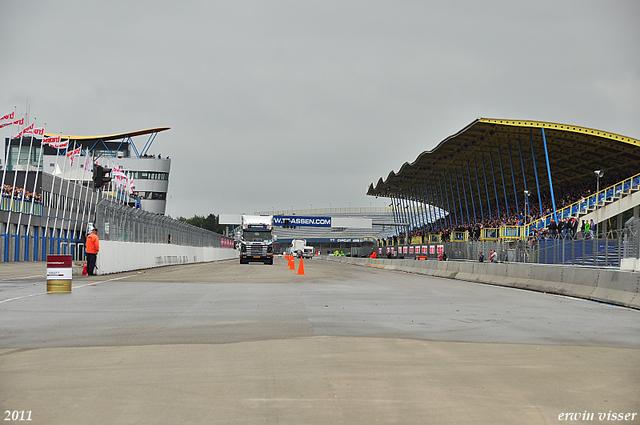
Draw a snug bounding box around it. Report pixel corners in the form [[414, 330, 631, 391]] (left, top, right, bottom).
[[623, 217, 640, 260], [385, 229, 633, 268], [94, 198, 228, 247]]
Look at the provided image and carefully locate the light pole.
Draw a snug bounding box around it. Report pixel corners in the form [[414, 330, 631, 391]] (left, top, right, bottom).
[[594, 170, 604, 238], [523, 190, 531, 225], [524, 190, 531, 262]]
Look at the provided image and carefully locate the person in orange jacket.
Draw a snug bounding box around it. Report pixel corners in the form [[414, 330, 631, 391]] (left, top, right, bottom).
[[370, 250, 377, 259], [86, 227, 99, 276]]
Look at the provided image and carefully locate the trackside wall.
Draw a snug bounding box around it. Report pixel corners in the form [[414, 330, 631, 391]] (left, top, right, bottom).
[[322, 256, 640, 310], [94, 241, 237, 274]]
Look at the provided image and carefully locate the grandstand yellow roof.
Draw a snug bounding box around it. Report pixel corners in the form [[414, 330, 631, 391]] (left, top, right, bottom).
[[367, 118, 640, 200], [43, 127, 170, 142]]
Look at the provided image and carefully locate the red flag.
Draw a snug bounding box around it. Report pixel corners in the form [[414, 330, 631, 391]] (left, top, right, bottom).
[[33, 127, 45, 139], [0, 117, 24, 129], [0, 111, 14, 122], [67, 146, 82, 166], [43, 136, 69, 150], [13, 123, 34, 139]]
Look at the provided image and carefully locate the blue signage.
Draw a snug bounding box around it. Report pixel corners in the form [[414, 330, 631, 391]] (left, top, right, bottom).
[[273, 215, 332, 227]]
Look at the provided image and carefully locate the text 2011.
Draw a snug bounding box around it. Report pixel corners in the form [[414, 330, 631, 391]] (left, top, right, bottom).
[[4, 411, 32, 421]]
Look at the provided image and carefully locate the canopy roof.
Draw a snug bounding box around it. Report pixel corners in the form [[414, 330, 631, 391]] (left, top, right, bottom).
[[43, 127, 170, 142], [367, 118, 640, 206]]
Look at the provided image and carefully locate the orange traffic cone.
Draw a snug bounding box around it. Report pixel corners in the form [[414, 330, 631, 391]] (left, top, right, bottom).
[[297, 256, 305, 275], [289, 256, 295, 270]]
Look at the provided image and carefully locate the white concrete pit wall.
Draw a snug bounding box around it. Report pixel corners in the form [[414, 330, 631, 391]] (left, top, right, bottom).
[[96, 240, 238, 275]]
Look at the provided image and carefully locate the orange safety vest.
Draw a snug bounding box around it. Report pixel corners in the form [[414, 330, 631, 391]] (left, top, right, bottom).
[[86, 233, 100, 254]]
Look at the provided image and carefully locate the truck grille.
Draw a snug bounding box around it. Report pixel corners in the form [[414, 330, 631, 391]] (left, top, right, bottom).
[[247, 245, 267, 256]]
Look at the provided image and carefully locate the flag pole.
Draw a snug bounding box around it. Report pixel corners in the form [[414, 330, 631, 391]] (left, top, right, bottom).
[[0, 106, 18, 200], [61, 142, 76, 251], [73, 149, 90, 241], [15, 117, 41, 259], [44, 133, 64, 253], [65, 146, 81, 246], [7, 112, 29, 250], [25, 122, 46, 253], [51, 138, 71, 252], [0, 106, 18, 259], [83, 154, 97, 236]]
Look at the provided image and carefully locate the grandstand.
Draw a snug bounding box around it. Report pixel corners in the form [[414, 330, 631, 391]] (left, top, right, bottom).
[[365, 118, 640, 265]]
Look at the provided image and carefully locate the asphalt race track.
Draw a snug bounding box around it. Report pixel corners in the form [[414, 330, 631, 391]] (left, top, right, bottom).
[[1, 258, 639, 424]]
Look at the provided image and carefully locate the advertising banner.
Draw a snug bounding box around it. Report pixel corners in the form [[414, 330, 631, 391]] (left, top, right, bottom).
[[273, 216, 332, 227]]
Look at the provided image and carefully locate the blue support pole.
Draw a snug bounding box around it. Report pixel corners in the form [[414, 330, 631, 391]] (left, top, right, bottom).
[[541, 127, 558, 222], [433, 179, 444, 231], [466, 161, 477, 224], [481, 156, 493, 220], [418, 183, 427, 232], [518, 137, 529, 215], [438, 175, 452, 229], [442, 173, 455, 227], [529, 133, 544, 219], [14, 231, 19, 262], [398, 197, 407, 239], [418, 185, 430, 232], [460, 165, 471, 225], [34, 227, 38, 261], [507, 143, 519, 214], [429, 180, 438, 231], [430, 180, 440, 231], [3, 227, 8, 263], [488, 151, 502, 221], [473, 158, 485, 223], [402, 196, 411, 240], [405, 196, 414, 235], [424, 181, 434, 232], [390, 196, 399, 237], [497, 146, 510, 217], [404, 194, 413, 234], [448, 171, 460, 226], [453, 169, 465, 225]]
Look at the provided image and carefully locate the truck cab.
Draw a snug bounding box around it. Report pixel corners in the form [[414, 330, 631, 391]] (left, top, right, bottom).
[[239, 215, 276, 265]]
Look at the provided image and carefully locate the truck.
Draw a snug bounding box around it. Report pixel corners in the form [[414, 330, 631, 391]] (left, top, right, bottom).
[[239, 215, 276, 265], [291, 239, 314, 259]]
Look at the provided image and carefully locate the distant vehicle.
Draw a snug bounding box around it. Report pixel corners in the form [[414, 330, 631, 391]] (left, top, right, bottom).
[[239, 215, 276, 265], [291, 239, 314, 259]]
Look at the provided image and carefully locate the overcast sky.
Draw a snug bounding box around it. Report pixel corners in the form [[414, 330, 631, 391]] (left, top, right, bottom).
[[2, 1, 639, 218]]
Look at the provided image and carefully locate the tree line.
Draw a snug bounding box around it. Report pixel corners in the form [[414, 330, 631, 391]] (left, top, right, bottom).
[[177, 214, 227, 234]]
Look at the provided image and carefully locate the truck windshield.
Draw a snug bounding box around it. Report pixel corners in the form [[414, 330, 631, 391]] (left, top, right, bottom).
[[244, 231, 272, 242]]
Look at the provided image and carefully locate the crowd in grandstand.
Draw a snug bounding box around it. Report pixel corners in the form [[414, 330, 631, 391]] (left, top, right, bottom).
[[386, 172, 626, 244], [2, 184, 42, 203]]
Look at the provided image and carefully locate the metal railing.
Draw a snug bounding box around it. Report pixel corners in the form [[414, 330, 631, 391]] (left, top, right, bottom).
[[382, 229, 630, 267], [94, 199, 231, 247], [525, 172, 640, 235]]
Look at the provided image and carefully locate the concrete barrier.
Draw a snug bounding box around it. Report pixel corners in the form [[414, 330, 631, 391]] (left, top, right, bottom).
[[620, 258, 640, 272], [97, 241, 237, 275], [591, 270, 640, 309], [456, 262, 476, 281], [505, 263, 532, 289], [557, 267, 599, 299], [527, 264, 564, 294]]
